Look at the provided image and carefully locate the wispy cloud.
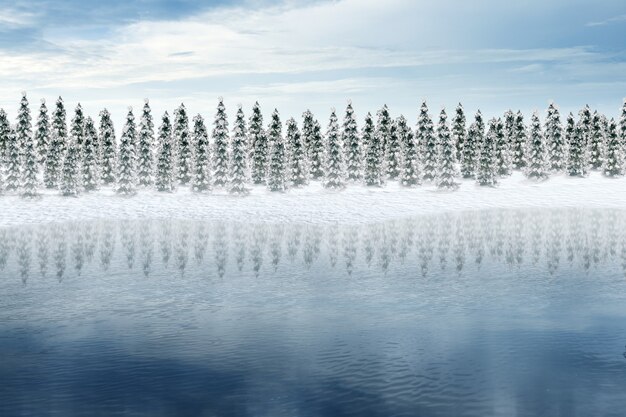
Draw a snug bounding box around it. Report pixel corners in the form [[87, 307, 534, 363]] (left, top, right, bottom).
[[586, 14, 626, 27]]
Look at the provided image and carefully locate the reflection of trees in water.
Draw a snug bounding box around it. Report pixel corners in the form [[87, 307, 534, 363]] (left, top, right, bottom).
[[4, 208, 626, 282]]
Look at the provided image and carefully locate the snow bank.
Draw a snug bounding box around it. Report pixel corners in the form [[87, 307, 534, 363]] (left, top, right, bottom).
[[1, 172, 626, 227]]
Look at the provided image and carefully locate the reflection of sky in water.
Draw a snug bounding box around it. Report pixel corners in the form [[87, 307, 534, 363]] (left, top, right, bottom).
[[1, 208, 626, 417]]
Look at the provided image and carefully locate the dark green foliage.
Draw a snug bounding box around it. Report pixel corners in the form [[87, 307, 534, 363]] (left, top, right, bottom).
[[117, 108, 137, 195], [82, 117, 99, 191], [495, 117, 511, 176], [398, 115, 420, 186], [603, 119, 622, 177], [476, 118, 498, 186], [545, 103, 565, 172], [589, 111, 605, 170], [44, 97, 67, 188], [566, 113, 587, 177], [174, 103, 192, 185], [461, 110, 484, 178], [511, 111, 526, 169], [35, 100, 49, 166], [364, 112, 383, 186], [99, 108, 117, 185], [137, 100, 154, 187], [5, 128, 21, 192], [452, 103, 466, 160]]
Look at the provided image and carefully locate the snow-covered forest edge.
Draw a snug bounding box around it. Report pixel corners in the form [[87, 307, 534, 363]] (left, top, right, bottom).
[[1, 93, 626, 227]]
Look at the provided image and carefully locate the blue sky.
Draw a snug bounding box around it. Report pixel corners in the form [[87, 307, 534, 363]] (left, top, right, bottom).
[[0, 0, 625, 127]]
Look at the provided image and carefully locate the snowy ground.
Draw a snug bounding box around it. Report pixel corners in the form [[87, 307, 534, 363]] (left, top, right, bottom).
[[1, 172, 626, 227]]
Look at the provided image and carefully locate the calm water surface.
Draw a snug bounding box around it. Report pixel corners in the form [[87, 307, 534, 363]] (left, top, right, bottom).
[[1, 208, 626, 417]]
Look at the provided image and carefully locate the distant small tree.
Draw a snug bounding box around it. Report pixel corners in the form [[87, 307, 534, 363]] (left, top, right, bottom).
[[267, 109, 287, 192], [436, 109, 458, 189], [511, 111, 527, 169], [578, 105, 592, 147], [566, 113, 587, 177], [603, 118, 622, 177], [286, 117, 308, 187], [192, 114, 211, 192], [545, 103, 566, 172], [417, 102, 437, 182], [325, 109, 344, 189], [503, 109, 515, 147], [452, 103, 466, 161], [364, 112, 383, 186], [249, 102, 267, 184], [619, 100, 626, 150], [16, 93, 32, 160], [494, 117, 511, 176], [60, 131, 80, 197], [398, 115, 420, 186], [212, 98, 230, 188], [82, 116, 99, 191], [34, 99, 49, 166], [117, 108, 137, 195], [302, 110, 315, 158], [4, 128, 21, 192], [342, 102, 361, 181], [70, 104, 85, 158], [137, 99, 155, 187], [526, 112, 548, 180], [174, 103, 192, 185], [588, 111, 605, 170], [376, 104, 392, 156], [230, 106, 249, 194], [99, 109, 117, 185], [155, 112, 175, 192], [476, 118, 498, 186]]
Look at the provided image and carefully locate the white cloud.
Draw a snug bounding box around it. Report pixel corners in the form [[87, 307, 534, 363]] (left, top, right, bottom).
[[586, 14, 626, 27]]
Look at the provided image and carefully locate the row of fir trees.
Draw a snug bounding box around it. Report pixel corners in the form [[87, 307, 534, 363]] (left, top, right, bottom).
[[0, 93, 626, 198]]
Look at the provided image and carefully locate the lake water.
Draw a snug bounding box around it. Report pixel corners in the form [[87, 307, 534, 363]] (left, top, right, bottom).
[[1, 208, 626, 417]]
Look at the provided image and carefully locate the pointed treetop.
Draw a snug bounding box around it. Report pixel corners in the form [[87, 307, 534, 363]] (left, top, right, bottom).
[[144, 98, 149, 104], [41, 98, 46, 105], [347, 99, 352, 106], [21, 91, 26, 97]]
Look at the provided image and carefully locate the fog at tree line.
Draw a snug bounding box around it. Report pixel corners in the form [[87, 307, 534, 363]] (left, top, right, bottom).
[[1, 93, 626, 197]]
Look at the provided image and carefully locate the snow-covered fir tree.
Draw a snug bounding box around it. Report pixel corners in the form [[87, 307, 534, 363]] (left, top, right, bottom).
[[34, 99, 49, 166], [212, 98, 230, 188], [99, 109, 117, 185], [117, 108, 137, 195], [43, 97, 67, 188], [398, 115, 420, 186], [436, 109, 458, 189], [578, 105, 592, 147], [155, 112, 175, 192], [308, 118, 325, 180], [4, 128, 21, 192], [230, 106, 249, 194], [16, 93, 32, 161], [503, 110, 515, 146], [267, 109, 287, 192], [386, 115, 403, 180], [511, 111, 527, 169], [249, 102, 267, 184], [452, 103, 466, 160], [618, 100, 626, 152], [17, 93, 39, 196], [0, 110, 9, 163], [460, 110, 484, 178], [302, 110, 315, 158], [526, 112, 549, 180], [363, 112, 383, 186], [60, 130, 80, 197], [417, 102, 437, 182], [82, 117, 99, 191], [325, 109, 344, 189], [603, 118, 622, 177], [566, 113, 587, 177], [588, 111, 605, 170], [342, 102, 361, 182], [70, 104, 85, 158], [191, 114, 211, 192], [376, 104, 392, 157], [174, 103, 192, 185], [476, 118, 498, 186], [137, 100, 154, 187], [545, 103, 566, 172], [495, 117, 511, 176], [286, 117, 308, 187]]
